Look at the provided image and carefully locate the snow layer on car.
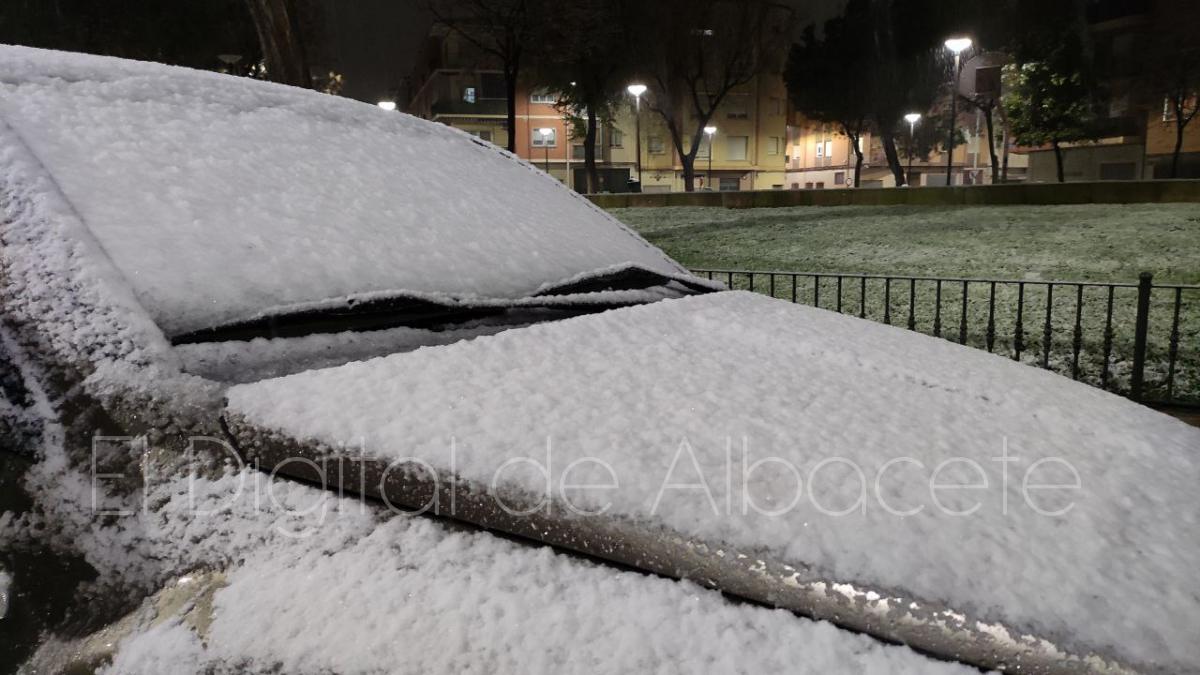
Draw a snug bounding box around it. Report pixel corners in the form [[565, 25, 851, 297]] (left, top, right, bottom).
[[100, 471, 973, 675], [174, 322, 516, 384], [0, 46, 683, 336], [227, 291, 1200, 671]]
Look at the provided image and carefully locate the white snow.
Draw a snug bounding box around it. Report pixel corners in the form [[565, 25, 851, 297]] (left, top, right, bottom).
[[5, 298, 968, 675], [0, 569, 10, 619], [0, 45, 687, 336], [97, 470, 974, 675], [227, 290, 1200, 671], [174, 322, 515, 383], [0, 110, 176, 374]]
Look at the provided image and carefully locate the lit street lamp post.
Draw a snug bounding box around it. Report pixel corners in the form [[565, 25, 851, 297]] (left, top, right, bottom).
[[538, 127, 554, 175], [704, 126, 717, 190], [944, 37, 972, 186], [377, 100, 396, 111], [904, 113, 921, 187], [627, 84, 647, 188]]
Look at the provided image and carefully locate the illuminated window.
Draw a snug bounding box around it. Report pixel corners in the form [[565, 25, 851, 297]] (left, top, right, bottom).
[[530, 89, 557, 104], [532, 128, 557, 147]]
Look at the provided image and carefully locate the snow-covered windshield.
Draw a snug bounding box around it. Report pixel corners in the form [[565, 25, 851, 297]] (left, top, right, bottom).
[[0, 46, 687, 337]]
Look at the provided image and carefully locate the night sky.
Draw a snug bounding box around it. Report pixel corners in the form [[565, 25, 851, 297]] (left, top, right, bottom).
[[319, 0, 432, 104]]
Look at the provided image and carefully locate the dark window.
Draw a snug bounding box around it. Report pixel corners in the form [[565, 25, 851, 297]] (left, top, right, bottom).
[[1100, 162, 1137, 181], [480, 74, 505, 99]]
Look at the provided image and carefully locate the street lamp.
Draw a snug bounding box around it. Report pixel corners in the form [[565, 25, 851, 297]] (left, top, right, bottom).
[[538, 127, 555, 175], [627, 83, 647, 187], [704, 126, 717, 190], [944, 37, 972, 186], [904, 113, 921, 187], [377, 100, 397, 111]]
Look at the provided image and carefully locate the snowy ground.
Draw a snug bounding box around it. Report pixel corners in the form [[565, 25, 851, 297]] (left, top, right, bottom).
[[611, 204, 1200, 283], [613, 204, 1200, 403]]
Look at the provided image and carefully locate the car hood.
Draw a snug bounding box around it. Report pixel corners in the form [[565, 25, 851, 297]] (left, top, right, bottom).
[[224, 291, 1200, 674]]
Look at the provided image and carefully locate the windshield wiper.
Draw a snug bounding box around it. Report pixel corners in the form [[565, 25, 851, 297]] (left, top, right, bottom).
[[535, 265, 719, 297], [170, 295, 506, 345], [171, 267, 720, 345]]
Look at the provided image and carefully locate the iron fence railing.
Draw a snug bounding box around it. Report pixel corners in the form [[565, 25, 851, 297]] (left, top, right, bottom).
[[692, 269, 1200, 407]]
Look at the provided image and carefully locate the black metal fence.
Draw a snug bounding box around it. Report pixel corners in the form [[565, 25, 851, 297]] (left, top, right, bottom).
[[692, 269, 1200, 407]]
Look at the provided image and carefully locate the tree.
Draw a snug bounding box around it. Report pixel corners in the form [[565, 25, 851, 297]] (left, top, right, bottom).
[[429, 0, 532, 154], [899, 109, 957, 174], [788, 0, 950, 188], [864, 0, 946, 187], [1135, 3, 1200, 178], [527, 0, 630, 192], [245, 0, 313, 88], [785, 15, 872, 186], [958, 89, 1003, 184], [631, 0, 792, 192], [1004, 44, 1098, 183]]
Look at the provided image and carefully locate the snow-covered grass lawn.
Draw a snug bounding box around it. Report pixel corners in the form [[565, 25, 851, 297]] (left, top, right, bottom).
[[610, 204, 1200, 284], [612, 204, 1200, 403]]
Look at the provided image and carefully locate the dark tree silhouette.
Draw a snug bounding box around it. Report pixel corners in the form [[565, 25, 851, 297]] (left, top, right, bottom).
[[630, 0, 792, 192], [428, 0, 532, 154], [784, 15, 872, 186], [527, 0, 632, 192], [1134, 3, 1200, 178], [245, 0, 312, 88]]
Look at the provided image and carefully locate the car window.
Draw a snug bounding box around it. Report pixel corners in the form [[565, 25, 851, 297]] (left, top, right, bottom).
[[0, 46, 684, 337]]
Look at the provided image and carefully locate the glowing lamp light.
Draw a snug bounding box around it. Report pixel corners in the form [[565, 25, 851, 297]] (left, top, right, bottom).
[[626, 83, 648, 98], [377, 100, 397, 111], [944, 37, 973, 55]]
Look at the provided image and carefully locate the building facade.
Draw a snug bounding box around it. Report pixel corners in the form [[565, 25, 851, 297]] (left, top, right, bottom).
[[1024, 0, 1200, 181], [406, 28, 789, 193], [784, 113, 1031, 190]]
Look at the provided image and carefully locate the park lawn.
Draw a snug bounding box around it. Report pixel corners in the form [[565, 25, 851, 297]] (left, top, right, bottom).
[[612, 203, 1200, 403], [610, 203, 1200, 285]]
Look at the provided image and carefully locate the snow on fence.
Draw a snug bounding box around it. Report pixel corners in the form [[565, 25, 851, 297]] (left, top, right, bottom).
[[693, 269, 1200, 407]]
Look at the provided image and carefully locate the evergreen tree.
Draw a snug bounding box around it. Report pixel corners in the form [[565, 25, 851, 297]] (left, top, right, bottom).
[[1004, 38, 1098, 183], [526, 0, 631, 192], [784, 15, 872, 186]]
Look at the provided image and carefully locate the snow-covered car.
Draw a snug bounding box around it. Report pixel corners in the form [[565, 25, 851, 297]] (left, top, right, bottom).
[[1, 46, 1198, 675]]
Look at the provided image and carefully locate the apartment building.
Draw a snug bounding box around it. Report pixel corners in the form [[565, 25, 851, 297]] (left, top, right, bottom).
[[784, 112, 1029, 189], [406, 27, 789, 192], [1024, 0, 1200, 181], [636, 76, 790, 193]]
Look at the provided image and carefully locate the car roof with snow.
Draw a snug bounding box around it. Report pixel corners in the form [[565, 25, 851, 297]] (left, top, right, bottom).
[[3, 45, 1199, 675]]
